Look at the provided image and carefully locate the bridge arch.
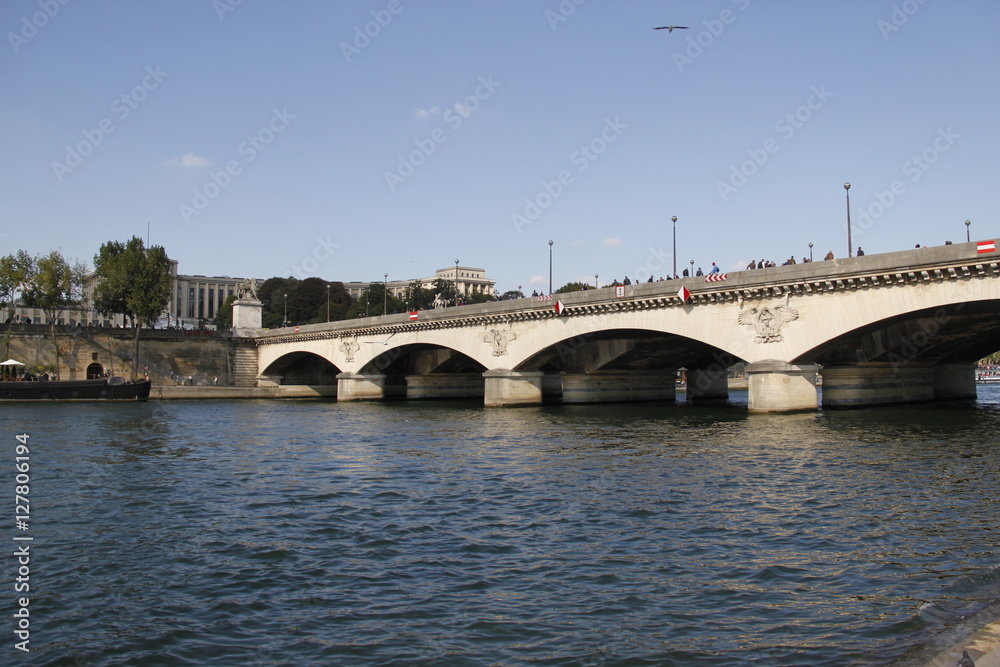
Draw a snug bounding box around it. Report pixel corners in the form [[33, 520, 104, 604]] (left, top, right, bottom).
[[261, 351, 340, 385]]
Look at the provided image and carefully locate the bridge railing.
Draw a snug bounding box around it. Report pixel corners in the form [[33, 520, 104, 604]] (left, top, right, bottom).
[[255, 239, 996, 340]]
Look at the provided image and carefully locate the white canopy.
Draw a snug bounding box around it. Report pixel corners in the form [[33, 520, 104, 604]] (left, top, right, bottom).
[[0, 359, 25, 366]]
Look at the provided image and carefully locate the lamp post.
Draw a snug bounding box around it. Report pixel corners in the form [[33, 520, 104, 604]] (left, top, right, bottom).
[[844, 182, 853, 257], [383, 273, 388, 316], [283, 293, 287, 328], [517, 284, 522, 299], [548, 240, 553, 295], [671, 216, 677, 279], [594, 273, 599, 289], [966, 219, 971, 243], [454, 259, 460, 306], [808, 242, 813, 262], [326, 284, 330, 322], [689, 259, 694, 277]]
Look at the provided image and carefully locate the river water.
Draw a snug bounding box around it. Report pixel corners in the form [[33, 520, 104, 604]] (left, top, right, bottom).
[[4, 387, 999, 666]]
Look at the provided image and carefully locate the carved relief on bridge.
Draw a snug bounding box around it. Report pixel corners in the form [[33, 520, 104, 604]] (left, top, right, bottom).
[[738, 303, 799, 343], [340, 337, 361, 362], [483, 327, 517, 357]]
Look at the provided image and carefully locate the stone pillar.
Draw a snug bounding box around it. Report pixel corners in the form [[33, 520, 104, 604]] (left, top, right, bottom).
[[336, 373, 386, 401], [686, 369, 729, 402], [933, 363, 977, 400], [231, 299, 262, 337], [483, 370, 544, 407], [561, 372, 677, 404], [820, 364, 934, 408], [405, 373, 484, 400], [747, 360, 819, 413]]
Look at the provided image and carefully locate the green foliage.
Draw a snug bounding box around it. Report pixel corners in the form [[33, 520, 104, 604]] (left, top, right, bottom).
[[92, 237, 172, 327], [464, 290, 494, 305], [21, 250, 87, 379], [555, 282, 591, 294], [402, 281, 437, 311], [258, 277, 354, 327], [344, 283, 404, 319], [0, 250, 35, 319], [22, 250, 87, 320], [499, 290, 524, 300], [212, 295, 237, 329]]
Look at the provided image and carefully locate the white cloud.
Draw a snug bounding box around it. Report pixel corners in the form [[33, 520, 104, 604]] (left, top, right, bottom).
[[414, 106, 441, 120], [167, 153, 210, 168], [602, 237, 622, 247], [528, 275, 545, 286], [571, 239, 585, 247]]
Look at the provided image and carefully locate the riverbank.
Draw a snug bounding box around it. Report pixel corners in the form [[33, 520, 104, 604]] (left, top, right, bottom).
[[889, 600, 1000, 666], [150, 384, 336, 399]]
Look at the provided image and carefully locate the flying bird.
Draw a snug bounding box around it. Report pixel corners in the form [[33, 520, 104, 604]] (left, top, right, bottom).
[[653, 25, 689, 32]]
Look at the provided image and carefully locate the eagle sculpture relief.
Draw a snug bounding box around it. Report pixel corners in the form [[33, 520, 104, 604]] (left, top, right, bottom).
[[738, 305, 798, 343]]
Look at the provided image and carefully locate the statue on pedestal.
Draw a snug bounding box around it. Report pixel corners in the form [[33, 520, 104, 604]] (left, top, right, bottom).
[[236, 278, 258, 301]]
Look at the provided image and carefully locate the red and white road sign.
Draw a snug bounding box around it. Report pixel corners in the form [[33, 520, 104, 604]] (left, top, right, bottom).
[[705, 273, 728, 282], [977, 240, 996, 254], [537, 294, 553, 301], [554, 300, 566, 315], [294, 326, 300, 332], [409, 311, 419, 321], [677, 286, 691, 303]]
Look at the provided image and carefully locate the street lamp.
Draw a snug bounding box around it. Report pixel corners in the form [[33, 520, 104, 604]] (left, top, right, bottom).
[[383, 273, 388, 316], [844, 182, 853, 257], [454, 259, 460, 306], [671, 216, 678, 279], [548, 240, 553, 295], [326, 283, 330, 322], [517, 284, 522, 299], [808, 242, 814, 262], [689, 259, 694, 277], [594, 273, 599, 289], [283, 293, 287, 327], [966, 219, 971, 243]]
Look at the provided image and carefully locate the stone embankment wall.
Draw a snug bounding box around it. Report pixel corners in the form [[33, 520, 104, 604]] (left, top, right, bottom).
[[1, 325, 258, 386]]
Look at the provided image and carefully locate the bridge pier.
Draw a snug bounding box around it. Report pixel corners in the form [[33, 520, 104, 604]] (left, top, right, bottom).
[[561, 372, 677, 404], [483, 370, 544, 407], [933, 363, 977, 401], [820, 364, 934, 408], [405, 373, 484, 400], [747, 361, 820, 412], [336, 373, 386, 401], [686, 369, 729, 403]]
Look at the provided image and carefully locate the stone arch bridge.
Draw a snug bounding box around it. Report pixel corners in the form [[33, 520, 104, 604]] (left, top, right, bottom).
[[254, 241, 1000, 412]]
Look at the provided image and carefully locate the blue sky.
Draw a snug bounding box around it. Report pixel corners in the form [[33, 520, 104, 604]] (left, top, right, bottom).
[[2, 1, 997, 293]]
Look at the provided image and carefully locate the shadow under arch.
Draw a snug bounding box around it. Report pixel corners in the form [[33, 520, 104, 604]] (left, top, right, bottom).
[[261, 351, 341, 385]]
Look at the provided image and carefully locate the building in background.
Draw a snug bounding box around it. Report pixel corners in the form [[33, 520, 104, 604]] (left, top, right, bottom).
[[9, 263, 494, 328]]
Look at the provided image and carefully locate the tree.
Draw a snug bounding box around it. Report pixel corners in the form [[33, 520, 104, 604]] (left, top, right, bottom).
[[212, 295, 237, 330], [0, 250, 35, 358], [21, 250, 87, 379], [401, 281, 437, 311], [344, 283, 403, 319], [555, 282, 590, 294], [92, 237, 172, 381], [499, 289, 524, 300]]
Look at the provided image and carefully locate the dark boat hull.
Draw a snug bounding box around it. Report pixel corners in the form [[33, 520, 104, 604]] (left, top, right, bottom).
[[0, 379, 151, 401]]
